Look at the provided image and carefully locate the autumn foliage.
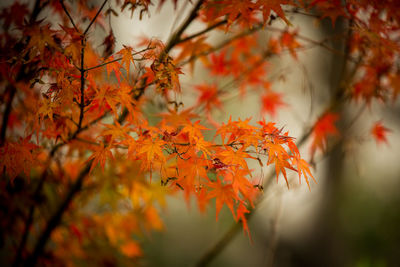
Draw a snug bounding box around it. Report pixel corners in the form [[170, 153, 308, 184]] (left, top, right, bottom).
[[0, 0, 398, 266]]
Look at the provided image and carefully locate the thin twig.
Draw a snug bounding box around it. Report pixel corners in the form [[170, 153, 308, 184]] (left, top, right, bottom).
[[0, 86, 15, 146], [164, 0, 205, 53], [179, 24, 263, 67], [84, 46, 155, 72], [83, 0, 108, 36], [59, 0, 80, 33], [178, 19, 228, 44]]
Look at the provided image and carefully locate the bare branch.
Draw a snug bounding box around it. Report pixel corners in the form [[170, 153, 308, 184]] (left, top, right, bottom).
[[177, 19, 228, 45], [83, 0, 108, 36], [59, 0, 80, 33]]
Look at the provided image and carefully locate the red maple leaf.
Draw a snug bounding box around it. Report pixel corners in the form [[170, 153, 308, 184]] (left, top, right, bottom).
[[311, 112, 339, 157], [261, 90, 286, 117], [371, 121, 390, 144]]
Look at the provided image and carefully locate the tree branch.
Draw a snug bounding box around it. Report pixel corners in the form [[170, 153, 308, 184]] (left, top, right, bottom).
[[84, 46, 155, 72], [164, 0, 205, 53], [177, 19, 227, 45], [59, 0, 80, 33], [179, 24, 263, 67], [83, 0, 108, 36], [26, 161, 92, 266], [0, 86, 15, 146]]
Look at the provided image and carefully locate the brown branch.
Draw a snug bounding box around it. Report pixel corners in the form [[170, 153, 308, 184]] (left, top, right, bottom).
[[179, 24, 263, 67], [26, 161, 92, 266], [164, 0, 205, 53], [59, 0, 80, 33], [83, 0, 108, 36], [77, 39, 86, 130], [84, 46, 155, 72], [0, 86, 15, 146], [177, 19, 228, 44]]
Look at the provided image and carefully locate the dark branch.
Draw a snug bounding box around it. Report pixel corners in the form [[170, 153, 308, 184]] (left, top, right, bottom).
[[26, 161, 92, 266], [0, 86, 15, 146], [84, 46, 155, 72], [83, 0, 108, 36], [164, 0, 205, 53], [177, 19, 227, 45], [59, 0, 80, 33]]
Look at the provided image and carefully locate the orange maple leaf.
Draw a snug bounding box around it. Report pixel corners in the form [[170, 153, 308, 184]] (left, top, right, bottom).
[[87, 143, 114, 173], [291, 156, 316, 190], [281, 31, 301, 59], [207, 179, 238, 220], [236, 202, 251, 237], [117, 45, 135, 78], [138, 138, 166, 168]]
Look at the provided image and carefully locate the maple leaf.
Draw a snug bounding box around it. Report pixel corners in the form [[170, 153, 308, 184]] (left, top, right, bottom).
[[194, 137, 212, 159], [311, 112, 339, 157], [0, 137, 40, 182], [209, 51, 229, 76], [137, 138, 166, 169], [106, 56, 122, 83], [195, 83, 222, 112], [175, 36, 211, 72], [181, 120, 209, 142], [236, 202, 251, 237], [257, 0, 291, 25], [280, 31, 301, 59], [216, 117, 258, 145], [261, 90, 286, 117], [38, 96, 59, 122], [224, 168, 256, 205], [159, 108, 198, 127], [101, 122, 130, 142], [218, 147, 253, 171], [371, 121, 390, 145], [292, 156, 316, 190], [272, 155, 296, 188], [24, 24, 59, 59], [89, 84, 120, 116], [117, 45, 135, 78], [311, 0, 347, 27], [151, 55, 183, 94], [87, 143, 114, 173], [207, 179, 238, 220]]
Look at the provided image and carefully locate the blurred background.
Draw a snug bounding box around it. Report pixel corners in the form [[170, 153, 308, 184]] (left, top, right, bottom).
[[106, 2, 400, 267]]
